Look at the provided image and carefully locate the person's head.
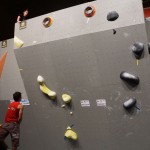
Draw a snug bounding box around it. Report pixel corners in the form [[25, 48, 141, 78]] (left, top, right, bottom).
[[13, 92, 22, 102], [23, 9, 28, 17]]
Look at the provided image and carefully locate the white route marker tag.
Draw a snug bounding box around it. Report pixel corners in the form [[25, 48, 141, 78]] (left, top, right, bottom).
[[81, 100, 90, 107], [96, 99, 106, 107]]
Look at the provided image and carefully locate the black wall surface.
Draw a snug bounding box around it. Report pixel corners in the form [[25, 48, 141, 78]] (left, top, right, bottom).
[[12, 24, 150, 150]]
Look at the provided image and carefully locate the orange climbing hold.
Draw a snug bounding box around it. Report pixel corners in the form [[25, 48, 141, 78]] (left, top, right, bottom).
[[0, 51, 8, 77]]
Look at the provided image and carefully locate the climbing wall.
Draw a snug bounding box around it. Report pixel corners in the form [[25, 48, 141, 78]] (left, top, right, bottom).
[[14, 0, 144, 48], [0, 39, 28, 100], [8, 0, 150, 150]]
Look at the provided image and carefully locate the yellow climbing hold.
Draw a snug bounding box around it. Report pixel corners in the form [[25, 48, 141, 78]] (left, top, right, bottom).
[[65, 126, 78, 141], [62, 94, 72, 103], [70, 112, 73, 115], [37, 75, 56, 99], [61, 104, 66, 108], [37, 75, 44, 83], [14, 36, 24, 48], [40, 84, 56, 98]]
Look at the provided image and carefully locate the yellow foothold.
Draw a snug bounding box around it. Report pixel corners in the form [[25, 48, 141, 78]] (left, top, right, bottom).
[[37, 75, 56, 99], [70, 112, 73, 115], [37, 75, 44, 83], [19, 69, 23, 71], [14, 36, 24, 48], [61, 104, 66, 108], [64, 126, 78, 141], [62, 94, 72, 103]]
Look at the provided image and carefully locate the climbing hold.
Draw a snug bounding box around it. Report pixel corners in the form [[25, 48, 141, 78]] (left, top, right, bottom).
[[70, 112, 73, 115], [131, 42, 144, 59], [43, 17, 53, 28], [14, 36, 24, 48], [84, 5, 96, 17], [37, 75, 44, 83], [37, 75, 56, 99], [61, 104, 66, 108], [148, 43, 150, 54], [120, 71, 139, 85], [39, 84, 56, 99], [113, 29, 116, 34], [107, 11, 119, 21], [62, 94, 72, 104], [123, 98, 137, 109], [64, 126, 78, 141]]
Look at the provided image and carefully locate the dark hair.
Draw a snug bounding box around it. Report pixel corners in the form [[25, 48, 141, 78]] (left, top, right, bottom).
[[0, 140, 8, 150], [24, 9, 28, 12], [13, 92, 22, 102]]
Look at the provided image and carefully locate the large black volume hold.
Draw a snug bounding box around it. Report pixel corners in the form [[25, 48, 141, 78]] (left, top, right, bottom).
[[107, 11, 119, 21], [120, 71, 139, 85]]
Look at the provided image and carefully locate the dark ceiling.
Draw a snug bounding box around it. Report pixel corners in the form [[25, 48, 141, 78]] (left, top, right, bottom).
[[0, 0, 149, 41]]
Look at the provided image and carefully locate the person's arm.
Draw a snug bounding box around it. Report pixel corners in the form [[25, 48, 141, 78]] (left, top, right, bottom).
[[18, 104, 24, 123], [17, 15, 21, 23]]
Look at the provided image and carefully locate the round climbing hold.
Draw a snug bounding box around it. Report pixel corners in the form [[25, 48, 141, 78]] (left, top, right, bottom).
[[62, 94, 72, 104], [84, 5, 96, 17], [43, 17, 53, 28], [107, 11, 119, 21], [37, 75, 44, 83], [131, 42, 144, 59], [123, 98, 137, 109], [70, 112, 73, 115]]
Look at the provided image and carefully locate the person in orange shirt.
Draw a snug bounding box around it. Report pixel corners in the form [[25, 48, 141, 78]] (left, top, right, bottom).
[[0, 92, 24, 150]]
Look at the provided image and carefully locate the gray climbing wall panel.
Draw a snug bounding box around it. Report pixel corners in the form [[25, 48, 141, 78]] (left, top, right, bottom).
[[14, 23, 150, 150], [0, 0, 147, 149], [0, 39, 28, 100], [145, 18, 150, 41], [14, 0, 144, 49]]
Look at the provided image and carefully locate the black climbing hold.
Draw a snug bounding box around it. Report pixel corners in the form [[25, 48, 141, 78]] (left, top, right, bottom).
[[107, 11, 119, 21], [148, 43, 150, 54], [113, 29, 116, 34], [131, 42, 144, 59], [120, 71, 139, 85], [123, 98, 137, 109], [84, 5, 96, 17]]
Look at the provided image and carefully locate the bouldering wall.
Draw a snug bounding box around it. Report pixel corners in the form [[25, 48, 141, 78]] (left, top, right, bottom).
[[11, 0, 150, 150]]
